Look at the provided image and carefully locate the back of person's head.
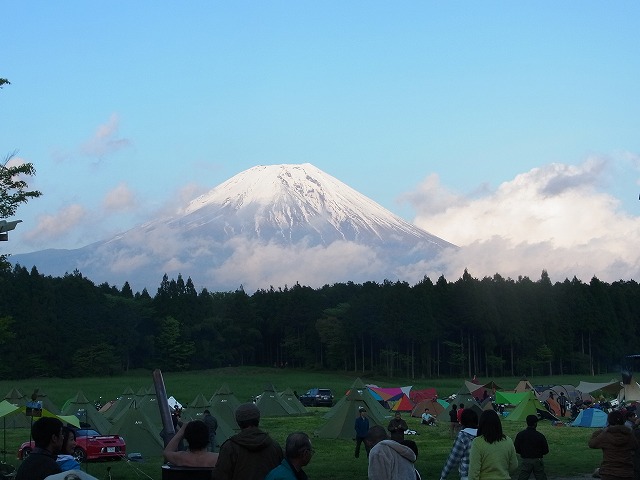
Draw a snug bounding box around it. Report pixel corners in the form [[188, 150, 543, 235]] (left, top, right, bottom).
[[184, 420, 209, 451], [608, 410, 625, 426], [460, 408, 478, 428], [477, 410, 505, 444], [526, 415, 539, 427], [399, 439, 418, 458], [452, 404, 457, 410], [364, 425, 388, 447], [460, 403, 465, 409], [285, 432, 312, 459], [32, 417, 63, 449], [203, 409, 210, 415], [235, 403, 260, 429]]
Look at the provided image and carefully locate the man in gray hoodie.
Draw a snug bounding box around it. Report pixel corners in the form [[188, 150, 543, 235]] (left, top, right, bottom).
[[365, 425, 417, 480]]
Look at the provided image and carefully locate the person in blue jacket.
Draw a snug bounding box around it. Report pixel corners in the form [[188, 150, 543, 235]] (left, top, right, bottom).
[[265, 432, 314, 480], [354, 407, 370, 458], [56, 427, 81, 472]]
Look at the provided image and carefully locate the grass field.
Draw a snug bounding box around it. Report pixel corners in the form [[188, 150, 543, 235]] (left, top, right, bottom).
[[0, 367, 616, 479]]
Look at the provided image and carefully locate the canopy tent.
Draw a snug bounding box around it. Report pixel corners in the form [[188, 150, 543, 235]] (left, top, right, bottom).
[[571, 408, 608, 428], [503, 391, 558, 422], [316, 385, 388, 439]]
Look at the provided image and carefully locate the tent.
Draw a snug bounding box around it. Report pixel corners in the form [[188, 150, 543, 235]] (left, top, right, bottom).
[[495, 391, 529, 406], [409, 388, 438, 404], [108, 400, 163, 458], [503, 391, 558, 422], [61, 391, 111, 434], [389, 395, 414, 412], [618, 382, 640, 403], [411, 399, 444, 418], [210, 384, 241, 413], [437, 383, 483, 423], [102, 387, 136, 422], [327, 379, 391, 422], [571, 408, 608, 428], [209, 385, 242, 435], [513, 378, 537, 395], [256, 385, 296, 417], [279, 388, 307, 415], [316, 385, 388, 439], [575, 380, 620, 396]]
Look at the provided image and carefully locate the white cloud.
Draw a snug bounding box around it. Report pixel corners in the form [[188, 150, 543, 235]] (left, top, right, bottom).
[[80, 114, 131, 158], [22, 204, 88, 244], [103, 183, 137, 211], [406, 158, 640, 282]]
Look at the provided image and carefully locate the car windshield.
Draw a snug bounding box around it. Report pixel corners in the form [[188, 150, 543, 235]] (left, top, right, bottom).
[[76, 429, 100, 436]]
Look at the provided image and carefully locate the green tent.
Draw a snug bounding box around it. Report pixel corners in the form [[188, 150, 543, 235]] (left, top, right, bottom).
[[103, 387, 136, 422], [209, 389, 241, 436], [315, 385, 388, 439], [61, 391, 111, 434], [325, 378, 390, 422], [210, 384, 241, 413], [504, 391, 558, 422], [279, 388, 307, 415], [495, 391, 529, 406], [437, 383, 484, 423], [256, 385, 296, 417], [108, 401, 163, 459]]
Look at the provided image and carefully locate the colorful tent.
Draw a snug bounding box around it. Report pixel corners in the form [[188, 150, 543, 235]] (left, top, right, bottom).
[[571, 408, 608, 428], [389, 395, 414, 412], [409, 388, 438, 404]]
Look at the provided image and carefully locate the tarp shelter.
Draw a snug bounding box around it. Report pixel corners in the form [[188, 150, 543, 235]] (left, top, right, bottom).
[[389, 395, 414, 412], [107, 401, 163, 458], [411, 399, 444, 418], [504, 391, 558, 422], [2, 388, 30, 428], [571, 408, 608, 428], [279, 388, 307, 415], [409, 388, 438, 404], [256, 385, 296, 417], [495, 391, 529, 406], [575, 380, 620, 396], [61, 391, 111, 434], [316, 385, 388, 439], [618, 382, 640, 403]]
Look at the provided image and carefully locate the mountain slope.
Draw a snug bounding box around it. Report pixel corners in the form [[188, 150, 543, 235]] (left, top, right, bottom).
[[11, 164, 456, 292]]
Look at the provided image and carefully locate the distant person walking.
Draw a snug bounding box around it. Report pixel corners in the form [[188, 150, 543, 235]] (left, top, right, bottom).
[[203, 409, 218, 452], [557, 393, 568, 417], [514, 415, 549, 480], [354, 407, 370, 458]]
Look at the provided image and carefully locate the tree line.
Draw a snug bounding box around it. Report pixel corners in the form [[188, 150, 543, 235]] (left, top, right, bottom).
[[0, 264, 638, 380]]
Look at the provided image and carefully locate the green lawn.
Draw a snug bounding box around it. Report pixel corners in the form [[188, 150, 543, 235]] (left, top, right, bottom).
[[0, 367, 614, 479]]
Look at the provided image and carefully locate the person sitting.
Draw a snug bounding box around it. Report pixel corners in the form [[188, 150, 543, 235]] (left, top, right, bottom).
[[421, 409, 436, 426], [57, 427, 81, 472], [163, 420, 218, 468]]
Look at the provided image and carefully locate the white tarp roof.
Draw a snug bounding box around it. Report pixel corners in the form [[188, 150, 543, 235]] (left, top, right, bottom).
[[575, 379, 620, 395]]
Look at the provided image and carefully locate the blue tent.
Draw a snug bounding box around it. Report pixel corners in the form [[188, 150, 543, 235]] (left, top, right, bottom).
[[571, 408, 607, 427]]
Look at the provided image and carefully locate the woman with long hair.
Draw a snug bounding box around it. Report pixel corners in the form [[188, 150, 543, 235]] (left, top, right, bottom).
[[57, 427, 81, 472], [468, 410, 518, 480]]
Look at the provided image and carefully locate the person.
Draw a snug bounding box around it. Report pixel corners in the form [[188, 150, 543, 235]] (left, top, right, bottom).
[[265, 432, 314, 480], [15, 416, 64, 480], [56, 427, 81, 472], [557, 392, 568, 417], [588, 410, 638, 480], [457, 403, 466, 425], [468, 409, 518, 480], [400, 439, 422, 480], [388, 412, 408, 442], [203, 409, 219, 452], [421, 408, 436, 426], [514, 415, 549, 480], [365, 425, 417, 480], [449, 404, 459, 438], [212, 402, 283, 480], [163, 420, 218, 467], [355, 407, 370, 458], [440, 408, 478, 480], [625, 411, 637, 430]]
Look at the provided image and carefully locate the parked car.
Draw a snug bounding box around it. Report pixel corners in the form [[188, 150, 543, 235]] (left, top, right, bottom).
[[18, 428, 126, 463], [299, 388, 334, 407]]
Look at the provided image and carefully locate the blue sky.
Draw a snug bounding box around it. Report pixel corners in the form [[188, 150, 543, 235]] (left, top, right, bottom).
[[2, 1, 640, 285]]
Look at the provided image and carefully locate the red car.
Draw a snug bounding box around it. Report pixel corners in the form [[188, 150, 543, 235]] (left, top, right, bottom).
[[18, 428, 126, 462]]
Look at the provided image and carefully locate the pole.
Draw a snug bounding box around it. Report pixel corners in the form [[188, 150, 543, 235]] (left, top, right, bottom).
[[153, 369, 175, 447]]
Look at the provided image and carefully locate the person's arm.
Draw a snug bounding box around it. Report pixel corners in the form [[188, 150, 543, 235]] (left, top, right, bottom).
[[588, 428, 604, 449], [440, 434, 464, 480], [163, 422, 188, 464]]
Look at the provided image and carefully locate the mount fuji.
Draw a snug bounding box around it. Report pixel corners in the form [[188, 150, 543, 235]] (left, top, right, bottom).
[[11, 164, 457, 293]]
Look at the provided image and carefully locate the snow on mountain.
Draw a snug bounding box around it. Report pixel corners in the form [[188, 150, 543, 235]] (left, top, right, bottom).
[[11, 164, 457, 293]]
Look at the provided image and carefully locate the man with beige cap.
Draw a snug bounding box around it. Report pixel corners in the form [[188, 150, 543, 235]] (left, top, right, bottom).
[[212, 402, 283, 480]]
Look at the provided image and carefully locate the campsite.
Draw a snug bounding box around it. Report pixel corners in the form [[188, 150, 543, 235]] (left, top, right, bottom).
[[0, 367, 631, 480]]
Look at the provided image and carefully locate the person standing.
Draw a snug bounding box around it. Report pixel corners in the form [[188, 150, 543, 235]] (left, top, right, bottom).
[[514, 415, 549, 480], [355, 407, 370, 458], [468, 410, 518, 480], [557, 393, 568, 417], [365, 425, 417, 480], [265, 432, 314, 480], [203, 409, 219, 452], [449, 404, 459, 438], [440, 409, 478, 480], [588, 410, 638, 480], [388, 412, 408, 442], [15, 417, 64, 480], [212, 402, 283, 480]]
